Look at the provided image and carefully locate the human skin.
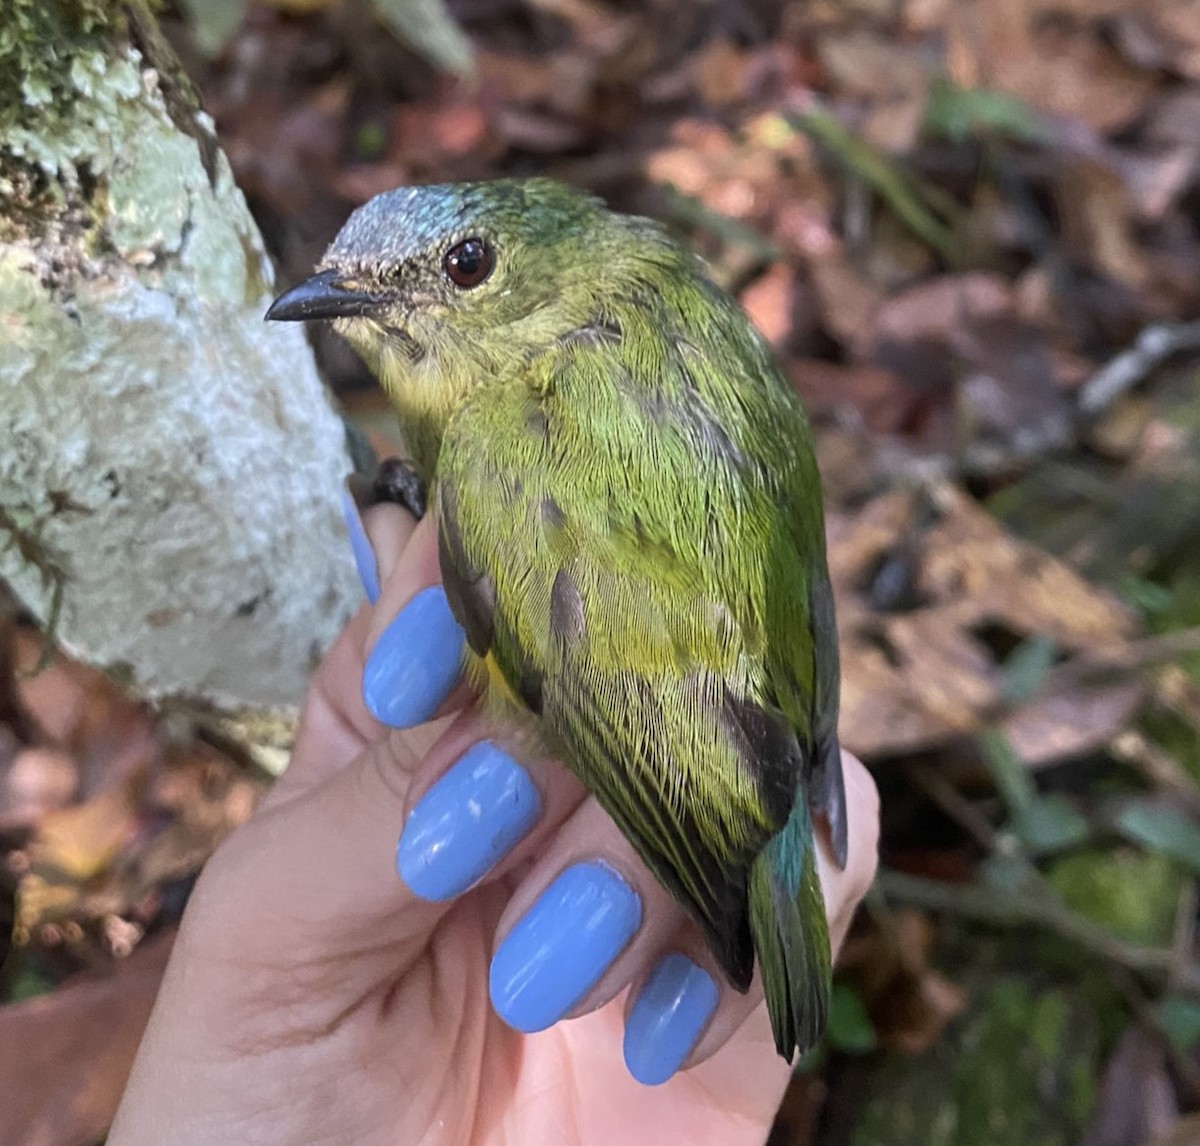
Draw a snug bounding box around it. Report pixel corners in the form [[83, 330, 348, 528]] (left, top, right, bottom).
[[109, 503, 880, 1146]]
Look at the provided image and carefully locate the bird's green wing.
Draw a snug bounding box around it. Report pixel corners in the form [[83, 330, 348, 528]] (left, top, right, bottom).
[[435, 305, 838, 988]]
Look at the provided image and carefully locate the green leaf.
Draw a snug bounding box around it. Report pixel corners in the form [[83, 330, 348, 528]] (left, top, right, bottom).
[[1115, 799, 1200, 877], [827, 980, 877, 1054], [1001, 635, 1057, 705], [923, 79, 1045, 144], [1013, 795, 1089, 855], [980, 728, 1036, 814], [5, 963, 55, 1004], [1159, 996, 1200, 1052], [790, 105, 957, 261], [1047, 847, 1181, 946], [372, 0, 474, 76], [978, 852, 1036, 891], [979, 730, 1087, 854], [1116, 574, 1175, 619], [177, 0, 246, 58]]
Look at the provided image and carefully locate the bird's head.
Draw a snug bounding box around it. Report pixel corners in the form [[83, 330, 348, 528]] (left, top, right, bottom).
[[266, 178, 680, 473], [266, 178, 653, 373]]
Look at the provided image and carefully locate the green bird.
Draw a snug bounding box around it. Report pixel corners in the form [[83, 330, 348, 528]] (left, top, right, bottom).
[[267, 178, 847, 1060]]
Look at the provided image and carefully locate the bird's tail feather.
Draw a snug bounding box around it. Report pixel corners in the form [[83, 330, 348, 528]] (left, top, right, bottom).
[[748, 796, 832, 1060]]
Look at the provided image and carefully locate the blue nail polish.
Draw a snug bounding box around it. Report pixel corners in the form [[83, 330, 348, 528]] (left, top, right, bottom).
[[623, 954, 719, 1086], [490, 862, 641, 1033], [397, 743, 541, 901], [362, 587, 465, 727], [341, 488, 381, 604]]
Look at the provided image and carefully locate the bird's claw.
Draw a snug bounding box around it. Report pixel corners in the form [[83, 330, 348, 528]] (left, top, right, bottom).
[[351, 456, 428, 521]]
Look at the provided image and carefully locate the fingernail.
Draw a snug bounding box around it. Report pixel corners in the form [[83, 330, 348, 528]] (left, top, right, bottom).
[[342, 486, 381, 604], [490, 862, 641, 1033], [623, 954, 719, 1086], [362, 587, 465, 727], [397, 742, 541, 901]]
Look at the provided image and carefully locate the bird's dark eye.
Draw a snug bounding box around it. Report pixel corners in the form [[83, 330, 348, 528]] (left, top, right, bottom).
[[443, 238, 494, 289]]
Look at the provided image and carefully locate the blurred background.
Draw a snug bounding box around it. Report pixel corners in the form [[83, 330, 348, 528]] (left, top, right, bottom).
[[3, 0, 1200, 1142]]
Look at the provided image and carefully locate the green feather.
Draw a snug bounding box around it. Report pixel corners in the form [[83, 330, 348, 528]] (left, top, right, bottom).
[[749, 793, 832, 1058], [282, 177, 846, 1061]]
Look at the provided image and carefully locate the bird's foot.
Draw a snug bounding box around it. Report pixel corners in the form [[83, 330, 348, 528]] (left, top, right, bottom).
[[351, 456, 428, 521]]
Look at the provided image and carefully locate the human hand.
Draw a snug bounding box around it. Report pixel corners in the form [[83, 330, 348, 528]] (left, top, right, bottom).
[[110, 499, 880, 1146]]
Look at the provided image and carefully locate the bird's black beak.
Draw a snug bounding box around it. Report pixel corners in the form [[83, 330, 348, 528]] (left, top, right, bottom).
[[265, 268, 387, 323]]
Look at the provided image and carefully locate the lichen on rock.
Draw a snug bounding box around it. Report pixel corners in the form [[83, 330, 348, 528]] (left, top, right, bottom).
[[0, 3, 360, 708]]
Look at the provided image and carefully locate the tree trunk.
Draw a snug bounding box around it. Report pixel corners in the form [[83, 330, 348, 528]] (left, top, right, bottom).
[[1, 2, 360, 709]]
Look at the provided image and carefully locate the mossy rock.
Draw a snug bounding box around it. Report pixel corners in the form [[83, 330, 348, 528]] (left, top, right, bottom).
[[849, 978, 1103, 1146], [1047, 847, 1182, 947]]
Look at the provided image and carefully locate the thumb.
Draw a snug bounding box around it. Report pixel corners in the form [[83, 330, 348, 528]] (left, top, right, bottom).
[[188, 508, 475, 978], [270, 504, 451, 800], [192, 726, 458, 974]]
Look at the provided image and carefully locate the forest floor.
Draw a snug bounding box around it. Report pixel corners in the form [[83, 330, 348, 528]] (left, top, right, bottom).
[[3, 1, 1200, 1143]]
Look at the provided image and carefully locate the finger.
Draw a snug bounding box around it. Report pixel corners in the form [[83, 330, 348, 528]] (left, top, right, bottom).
[[195, 717, 476, 982], [463, 749, 878, 1084], [386, 709, 586, 899], [482, 792, 694, 1036], [223, 699, 589, 961], [196, 709, 597, 1025], [359, 507, 480, 730], [622, 750, 880, 1084], [342, 483, 415, 607], [389, 721, 705, 1038], [273, 503, 466, 803]]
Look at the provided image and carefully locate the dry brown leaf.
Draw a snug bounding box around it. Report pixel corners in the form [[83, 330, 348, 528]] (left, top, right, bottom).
[[831, 486, 1136, 758], [1003, 681, 1146, 769], [839, 908, 970, 1053], [695, 37, 751, 108], [873, 273, 1013, 347], [1056, 157, 1151, 291], [948, 0, 1160, 131], [902, 0, 953, 33], [818, 31, 930, 102], [1144, 0, 1200, 78], [790, 359, 913, 434], [817, 31, 931, 151], [393, 101, 489, 160], [1080, 1026, 1179, 1146], [862, 95, 928, 155], [1145, 90, 1200, 151], [31, 789, 140, 884], [14, 633, 93, 746], [740, 264, 794, 348], [493, 107, 586, 153], [0, 933, 173, 1146], [14, 630, 156, 799], [1146, 1114, 1200, 1146], [1119, 147, 1198, 223], [808, 246, 883, 358], [16, 744, 264, 952]]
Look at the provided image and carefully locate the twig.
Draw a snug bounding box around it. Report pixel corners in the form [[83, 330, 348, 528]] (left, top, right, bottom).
[[1111, 964, 1200, 1104], [1079, 321, 1200, 417], [1111, 732, 1200, 820], [1042, 626, 1200, 693], [877, 869, 1200, 995], [1171, 880, 1199, 995]]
